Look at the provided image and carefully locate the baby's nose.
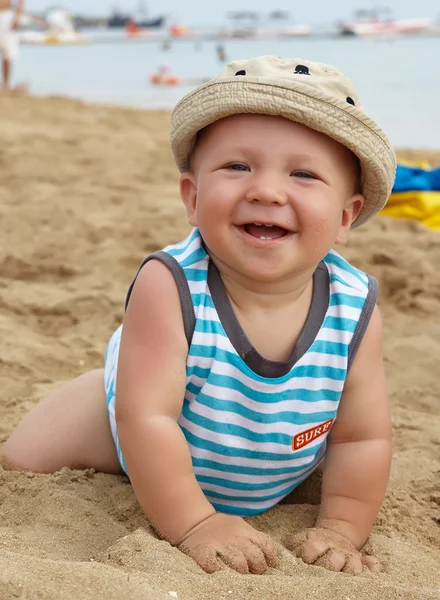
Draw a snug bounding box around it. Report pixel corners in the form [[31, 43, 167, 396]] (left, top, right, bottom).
[[246, 177, 288, 206]]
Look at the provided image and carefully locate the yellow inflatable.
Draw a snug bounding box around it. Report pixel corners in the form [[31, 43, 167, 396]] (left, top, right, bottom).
[[380, 191, 440, 230], [380, 161, 440, 230]]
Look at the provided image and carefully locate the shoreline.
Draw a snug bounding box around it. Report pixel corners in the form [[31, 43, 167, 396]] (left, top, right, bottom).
[[4, 94, 440, 160]]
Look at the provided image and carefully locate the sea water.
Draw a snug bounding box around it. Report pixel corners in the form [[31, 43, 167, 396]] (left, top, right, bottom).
[[14, 33, 440, 148]]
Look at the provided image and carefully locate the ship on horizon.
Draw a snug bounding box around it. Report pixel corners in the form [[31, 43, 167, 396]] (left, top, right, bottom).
[[338, 9, 433, 37], [107, 2, 166, 28]]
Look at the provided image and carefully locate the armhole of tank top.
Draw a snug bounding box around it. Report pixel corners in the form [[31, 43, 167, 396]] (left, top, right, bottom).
[[124, 250, 196, 347], [347, 274, 378, 372]]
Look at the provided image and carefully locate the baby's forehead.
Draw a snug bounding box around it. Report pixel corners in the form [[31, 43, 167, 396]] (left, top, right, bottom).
[[193, 114, 357, 165], [200, 113, 303, 138]]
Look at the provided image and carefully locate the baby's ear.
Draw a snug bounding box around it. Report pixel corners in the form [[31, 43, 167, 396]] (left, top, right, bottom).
[[335, 193, 365, 245], [180, 172, 198, 227]]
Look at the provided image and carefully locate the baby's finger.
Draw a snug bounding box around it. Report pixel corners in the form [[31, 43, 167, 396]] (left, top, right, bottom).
[[181, 544, 219, 574], [362, 554, 381, 573], [314, 549, 346, 572], [342, 554, 363, 575], [301, 538, 330, 564], [283, 530, 307, 554], [252, 533, 279, 568], [235, 540, 269, 574], [217, 544, 249, 574]]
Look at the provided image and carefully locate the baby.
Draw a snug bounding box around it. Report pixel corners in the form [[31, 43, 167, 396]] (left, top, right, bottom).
[[2, 56, 395, 576]]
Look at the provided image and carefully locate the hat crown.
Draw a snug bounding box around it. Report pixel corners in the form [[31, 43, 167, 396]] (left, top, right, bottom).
[[218, 55, 361, 109]]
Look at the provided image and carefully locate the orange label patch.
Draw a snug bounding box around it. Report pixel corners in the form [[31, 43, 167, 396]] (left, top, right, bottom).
[[292, 419, 334, 451]]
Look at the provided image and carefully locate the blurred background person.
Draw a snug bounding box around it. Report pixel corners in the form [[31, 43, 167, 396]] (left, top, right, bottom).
[[216, 43, 227, 62], [0, 0, 24, 91]]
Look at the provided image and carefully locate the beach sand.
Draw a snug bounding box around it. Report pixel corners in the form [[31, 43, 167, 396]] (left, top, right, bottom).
[[0, 96, 439, 600]]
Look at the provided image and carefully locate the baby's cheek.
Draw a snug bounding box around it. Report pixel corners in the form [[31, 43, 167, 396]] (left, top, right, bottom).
[[303, 197, 341, 231], [306, 212, 333, 239], [302, 212, 341, 255], [309, 216, 330, 235]]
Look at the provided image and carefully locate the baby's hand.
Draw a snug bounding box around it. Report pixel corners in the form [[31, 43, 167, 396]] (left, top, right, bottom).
[[178, 513, 278, 574], [284, 527, 380, 575]]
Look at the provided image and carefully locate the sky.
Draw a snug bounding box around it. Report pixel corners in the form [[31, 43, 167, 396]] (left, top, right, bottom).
[[24, 1, 439, 26]]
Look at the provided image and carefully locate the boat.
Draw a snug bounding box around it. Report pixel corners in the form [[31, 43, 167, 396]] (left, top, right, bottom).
[[221, 11, 311, 39], [268, 11, 290, 20], [20, 30, 89, 45], [338, 10, 433, 37], [220, 24, 311, 39], [108, 10, 165, 29], [169, 24, 192, 37], [277, 25, 312, 37], [20, 9, 89, 45], [125, 19, 151, 38], [148, 66, 210, 86]]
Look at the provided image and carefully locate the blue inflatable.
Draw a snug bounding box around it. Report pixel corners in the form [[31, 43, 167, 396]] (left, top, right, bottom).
[[393, 164, 440, 193], [381, 162, 440, 229]]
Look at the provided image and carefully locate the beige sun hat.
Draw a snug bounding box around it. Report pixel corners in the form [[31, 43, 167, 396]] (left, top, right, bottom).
[[170, 55, 396, 227]]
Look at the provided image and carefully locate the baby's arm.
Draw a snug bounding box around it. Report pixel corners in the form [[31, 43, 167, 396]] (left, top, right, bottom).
[[116, 259, 213, 540], [287, 305, 392, 573], [316, 305, 391, 546], [115, 260, 277, 573]]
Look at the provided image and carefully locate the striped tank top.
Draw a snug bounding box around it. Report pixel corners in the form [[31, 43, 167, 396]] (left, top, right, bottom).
[[104, 227, 377, 516]]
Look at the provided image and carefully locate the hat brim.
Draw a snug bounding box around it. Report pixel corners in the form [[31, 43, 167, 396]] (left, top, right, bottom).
[[170, 77, 396, 227]]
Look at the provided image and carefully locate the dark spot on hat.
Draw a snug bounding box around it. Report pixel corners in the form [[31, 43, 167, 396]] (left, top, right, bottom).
[[294, 65, 310, 75], [346, 96, 355, 106], [235, 70, 246, 76]]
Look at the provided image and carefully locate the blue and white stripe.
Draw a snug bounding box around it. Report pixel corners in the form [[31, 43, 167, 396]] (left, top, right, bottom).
[[105, 228, 371, 516]]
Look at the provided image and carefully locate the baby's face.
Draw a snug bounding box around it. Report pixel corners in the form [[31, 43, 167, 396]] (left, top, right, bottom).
[[180, 114, 363, 283]]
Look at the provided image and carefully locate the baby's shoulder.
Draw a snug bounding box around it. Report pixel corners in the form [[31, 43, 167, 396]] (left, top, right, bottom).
[[162, 228, 208, 268], [322, 249, 372, 296]]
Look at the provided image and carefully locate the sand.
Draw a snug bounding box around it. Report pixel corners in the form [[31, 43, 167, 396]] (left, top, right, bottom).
[[0, 95, 439, 600]]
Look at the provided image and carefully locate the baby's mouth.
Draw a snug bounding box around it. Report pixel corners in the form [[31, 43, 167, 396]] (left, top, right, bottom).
[[242, 223, 289, 240]]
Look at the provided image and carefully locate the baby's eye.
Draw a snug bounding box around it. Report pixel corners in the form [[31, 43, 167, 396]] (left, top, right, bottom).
[[291, 171, 317, 179], [226, 163, 250, 172]]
